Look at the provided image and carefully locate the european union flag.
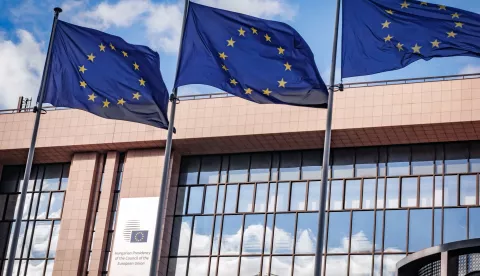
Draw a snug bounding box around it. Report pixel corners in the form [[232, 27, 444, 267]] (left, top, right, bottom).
[[43, 21, 169, 129], [174, 3, 328, 108], [342, 0, 480, 78], [130, 230, 148, 243]]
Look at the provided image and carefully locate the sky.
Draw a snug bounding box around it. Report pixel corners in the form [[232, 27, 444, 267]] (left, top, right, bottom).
[[0, 0, 480, 109]]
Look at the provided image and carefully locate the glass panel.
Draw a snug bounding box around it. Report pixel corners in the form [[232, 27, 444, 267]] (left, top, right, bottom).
[[471, 142, 480, 172], [42, 164, 62, 191], [375, 211, 383, 252], [356, 147, 378, 177], [224, 185, 238, 213], [273, 213, 295, 254], [27, 166, 38, 192], [294, 256, 314, 276], [36, 193, 49, 219], [383, 255, 405, 276], [267, 183, 277, 212], [470, 208, 480, 238], [325, 256, 348, 276], [345, 180, 361, 209], [276, 182, 289, 212], [329, 180, 343, 210], [191, 216, 214, 256], [22, 193, 32, 219], [4, 194, 16, 220], [271, 256, 292, 276], [444, 176, 458, 206], [203, 186, 217, 214], [48, 192, 64, 219], [411, 144, 435, 175], [302, 150, 322, 180], [220, 215, 242, 255], [48, 221, 61, 258], [264, 214, 273, 254], [209, 257, 217, 276], [220, 156, 228, 183], [270, 152, 279, 181], [0, 166, 21, 193], [239, 257, 261, 276], [373, 255, 382, 276], [218, 257, 238, 275], [216, 185, 225, 213], [238, 184, 254, 212], [14, 222, 26, 258], [308, 181, 322, 211], [401, 177, 417, 207], [188, 186, 204, 214], [242, 214, 264, 255], [30, 221, 52, 258], [179, 157, 200, 185], [279, 151, 301, 180], [350, 255, 372, 276], [254, 183, 268, 212], [250, 152, 271, 182], [385, 178, 399, 208], [327, 212, 350, 253], [444, 208, 467, 243], [409, 209, 432, 252], [387, 162, 410, 176], [290, 182, 307, 211], [211, 216, 222, 255], [296, 213, 318, 254], [434, 208, 442, 246], [460, 175, 476, 205], [384, 210, 407, 252], [412, 161, 434, 175], [351, 211, 374, 253], [26, 259, 45, 276], [29, 193, 39, 219], [170, 217, 192, 256], [22, 222, 34, 258], [387, 145, 410, 176], [228, 154, 249, 182], [332, 148, 354, 178], [445, 143, 468, 173], [45, 260, 54, 276], [61, 164, 70, 189], [434, 176, 443, 207], [188, 257, 209, 276], [199, 156, 221, 184], [362, 179, 376, 209], [376, 179, 385, 209], [262, 256, 270, 276], [175, 187, 188, 215], [419, 176, 433, 207], [167, 258, 187, 276]]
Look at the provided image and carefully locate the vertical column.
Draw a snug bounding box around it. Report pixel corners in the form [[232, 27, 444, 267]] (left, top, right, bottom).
[[53, 152, 99, 276], [88, 152, 119, 274], [441, 251, 458, 276]]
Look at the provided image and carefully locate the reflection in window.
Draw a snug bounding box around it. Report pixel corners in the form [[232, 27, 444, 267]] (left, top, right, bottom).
[[377, 179, 385, 209], [386, 178, 399, 208], [170, 217, 192, 256], [175, 187, 188, 215], [460, 175, 476, 205], [42, 164, 62, 191], [362, 179, 376, 209], [262, 256, 270, 276], [264, 214, 274, 254], [434, 209, 442, 246], [188, 257, 209, 276], [296, 213, 318, 254], [290, 182, 307, 211], [220, 215, 242, 255], [411, 144, 435, 175], [350, 255, 372, 276], [190, 216, 213, 255], [355, 147, 378, 177], [444, 208, 467, 243], [199, 156, 220, 184], [279, 151, 301, 180], [373, 255, 382, 276], [48, 221, 60, 258], [327, 212, 350, 253], [294, 256, 314, 276], [167, 258, 187, 276], [30, 221, 51, 258], [444, 176, 458, 206], [302, 150, 322, 180], [271, 256, 292, 276], [273, 214, 295, 254], [345, 180, 361, 209], [49, 192, 64, 219], [325, 255, 347, 276], [187, 186, 204, 214], [239, 257, 261, 276], [434, 176, 443, 207], [276, 182, 290, 212], [330, 180, 343, 210], [203, 186, 217, 214], [445, 143, 468, 174], [224, 185, 238, 213], [267, 183, 277, 212], [218, 257, 238, 276], [216, 185, 225, 214], [383, 255, 405, 276], [351, 211, 374, 253], [384, 210, 407, 252], [36, 193, 49, 219], [254, 183, 268, 212], [332, 149, 354, 178], [401, 177, 417, 207], [242, 215, 264, 254], [238, 184, 254, 212], [375, 211, 383, 252], [179, 157, 200, 185], [469, 208, 480, 239], [307, 181, 321, 211], [228, 154, 249, 183], [409, 209, 432, 252], [211, 217, 222, 255], [209, 257, 217, 276], [419, 177, 433, 207], [387, 146, 410, 176], [250, 153, 271, 182]]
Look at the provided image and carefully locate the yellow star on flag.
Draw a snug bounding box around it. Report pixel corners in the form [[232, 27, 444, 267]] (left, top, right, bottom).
[[230, 79, 238, 86], [438, 5, 446, 10], [78, 65, 87, 74], [117, 98, 126, 105], [412, 43, 422, 53], [88, 93, 97, 102], [265, 34, 272, 42], [384, 34, 394, 42], [452, 12, 460, 19], [99, 43, 106, 52], [238, 27, 246, 36], [400, 1, 410, 8], [262, 88, 272, 96], [139, 78, 146, 86], [133, 92, 141, 100], [87, 53, 96, 62], [227, 38, 236, 47], [80, 81, 87, 88], [431, 39, 441, 48], [103, 99, 110, 108], [277, 47, 285, 55], [278, 78, 287, 88], [284, 62, 292, 71], [244, 88, 253, 94], [447, 31, 457, 38], [219, 52, 228, 60], [455, 22, 464, 28], [122, 51, 128, 57], [251, 27, 258, 34], [420, 2, 427, 5], [382, 20, 391, 29], [386, 10, 394, 15], [110, 43, 116, 50], [133, 62, 140, 70], [222, 65, 228, 71], [396, 42, 404, 51]]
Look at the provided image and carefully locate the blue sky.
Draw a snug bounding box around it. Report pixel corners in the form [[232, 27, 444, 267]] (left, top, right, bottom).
[[0, 0, 479, 109]]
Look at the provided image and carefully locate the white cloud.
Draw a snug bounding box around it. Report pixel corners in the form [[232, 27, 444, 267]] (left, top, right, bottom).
[[144, 3, 184, 53], [459, 64, 480, 75], [0, 30, 44, 109], [197, 0, 298, 20]]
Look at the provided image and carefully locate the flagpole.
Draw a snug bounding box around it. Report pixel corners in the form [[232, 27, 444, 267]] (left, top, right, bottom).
[[5, 7, 62, 275], [313, 0, 342, 275], [150, 0, 190, 275]]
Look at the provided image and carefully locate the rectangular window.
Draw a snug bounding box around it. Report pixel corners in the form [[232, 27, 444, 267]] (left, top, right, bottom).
[[386, 178, 399, 208], [187, 186, 204, 214], [228, 154, 249, 183], [401, 177, 418, 207], [444, 176, 458, 206], [179, 157, 200, 185], [239, 257, 261, 276], [170, 217, 192, 256], [301, 150, 322, 180], [199, 156, 221, 184], [271, 256, 292, 276], [254, 183, 268, 213], [224, 185, 238, 213], [242, 215, 264, 254], [190, 216, 214, 255], [279, 151, 301, 180], [188, 257, 209, 276], [273, 214, 295, 254], [167, 258, 187, 276], [444, 208, 467, 243], [332, 149, 354, 178], [460, 175, 476, 205], [345, 180, 361, 209], [330, 180, 343, 210], [419, 176, 433, 207], [351, 211, 374, 253], [384, 210, 407, 252], [211, 217, 222, 255], [327, 212, 350, 253], [387, 146, 410, 176], [434, 176, 443, 207], [276, 182, 290, 212], [325, 256, 348, 276], [220, 215, 243, 255], [307, 181, 321, 211], [383, 255, 405, 276], [250, 152, 271, 182], [445, 143, 469, 174], [216, 185, 225, 214], [290, 182, 307, 211], [469, 208, 480, 239], [375, 211, 383, 252], [267, 183, 277, 212], [218, 257, 238, 275], [362, 179, 376, 209], [296, 213, 318, 254], [377, 179, 385, 209], [294, 256, 314, 276], [434, 208, 442, 246], [350, 255, 372, 276], [355, 147, 378, 177], [411, 144, 435, 175], [264, 214, 274, 254], [238, 184, 254, 212], [409, 209, 432, 252], [203, 186, 217, 214]]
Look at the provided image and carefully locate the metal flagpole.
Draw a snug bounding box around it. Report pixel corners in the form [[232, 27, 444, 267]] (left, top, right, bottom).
[[5, 7, 62, 275], [150, 0, 190, 275], [313, 0, 342, 274]]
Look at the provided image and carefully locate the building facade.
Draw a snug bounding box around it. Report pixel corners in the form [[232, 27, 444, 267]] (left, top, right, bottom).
[[1, 75, 480, 275]]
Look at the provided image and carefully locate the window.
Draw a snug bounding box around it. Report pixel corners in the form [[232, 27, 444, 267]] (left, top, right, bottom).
[[290, 182, 306, 211], [228, 155, 249, 183], [362, 179, 376, 209], [460, 175, 476, 205], [302, 150, 322, 180], [351, 211, 374, 253], [401, 177, 417, 207], [385, 178, 399, 208], [411, 144, 435, 175], [199, 156, 221, 184], [444, 143, 468, 174], [469, 208, 480, 239], [345, 180, 361, 209], [327, 212, 350, 253], [444, 208, 467, 243], [279, 152, 301, 180], [296, 213, 318, 254], [384, 210, 407, 252], [249, 153, 270, 182], [332, 149, 354, 178], [419, 176, 433, 207], [355, 147, 378, 177], [179, 157, 200, 185], [330, 180, 343, 210], [387, 146, 410, 176], [409, 209, 432, 252], [444, 176, 458, 206]]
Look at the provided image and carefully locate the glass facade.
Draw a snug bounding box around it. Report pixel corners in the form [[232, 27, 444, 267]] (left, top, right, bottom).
[[169, 142, 480, 276], [0, 163, 69, 276]]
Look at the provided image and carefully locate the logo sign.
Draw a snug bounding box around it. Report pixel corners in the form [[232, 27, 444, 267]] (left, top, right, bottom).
[[109, 197, 159, 276]]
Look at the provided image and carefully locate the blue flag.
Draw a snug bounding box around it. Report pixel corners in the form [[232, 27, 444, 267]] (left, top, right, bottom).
[[342, 0, 480, 78], [174, 3, 328, 108], [43, 20, 169, 129]]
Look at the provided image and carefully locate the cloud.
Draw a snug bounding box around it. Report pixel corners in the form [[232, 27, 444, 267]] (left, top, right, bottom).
[[459, 64, 480, 75], [198, 0, 298, 21]]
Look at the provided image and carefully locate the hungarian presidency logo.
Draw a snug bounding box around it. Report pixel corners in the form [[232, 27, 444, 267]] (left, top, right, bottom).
[[123, 220, 148, 243]]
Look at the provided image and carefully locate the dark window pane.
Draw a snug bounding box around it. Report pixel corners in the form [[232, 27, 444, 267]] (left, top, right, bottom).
[[175, 187, 188, 215], [271, 256, 292, 276], [469, 208, 480, 239], [355, 147, 378, 177], [296, 213, 318, 254], [5, 194, 18, 220], [242, 214, 264, 254], [0, 194, 6, 218], [362, 179, 376, 209], [170, 217, 192, 256], [444, 176, 458, 206], [0, 166, 21, 193], [279, 152, 301, 180], [36, 193, 49, 219], [218, 257, 238, 275], [294, 256, 314, 276], [48, 221, 61, 258], [221, 215, 242, 255], [220, 156, 229, 183], [276, 182, 290, 212], [273, 213, 295, 254], [61, 164, 70, 190], [409, 209, 432, 252], [203, 186, 217, 214], [444, 208, 467, 243], [434, 176, 443, 207], [250, 152, 271, 182], [327, 212, 350, 253], [375, 211, 383, 252], [191, 216, 214, 255], [48, 192, 64, 219], [188, 257, 209, 276], [22, 193, 32, 219], [387, 145, 410, 176], [216, 185, 225, 214], [179, 157, 200, 185], [401, 177, 418, 207], [460, 175, 476, 205], [267, 183, 277, 212], [332, 148, 354, 178], [386, 178, 399, 208], [384, 210, 407, 252], [211, 216, 222, 255], [238, 184, 254, 212], [42, 164, 62, 191], [29, 193, 39, 219], [325, 256, 348, 276], [187, 186, 204, 214], [307, 181, 322, 211], [330, 180, 343, 210], [264, 214, 274, 254], [254, 183, 268, 212], [351, 211, 374, 253], [224, 185, 238, 213], [383, 255, 405, 276], [30, 221, 52, 258], [434, 209, 442, 246], [350, 255, 372, 276], [377, 179, 385, 209], [470, 142, 480, 172], [290, 182, 307, 211], [302, 150, 322, 180], [167, 258, 187, 276], [411, 144, 435, 175], [270, 152, 279, 181], [445, 143, 468, 174], [28, 167, 38, 192], [419, 176, 433, 207], [199, 156, 220, 184], [240, 257, 261, 276], [228, 154, 249, 183], [345, 180, 361, 209]]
